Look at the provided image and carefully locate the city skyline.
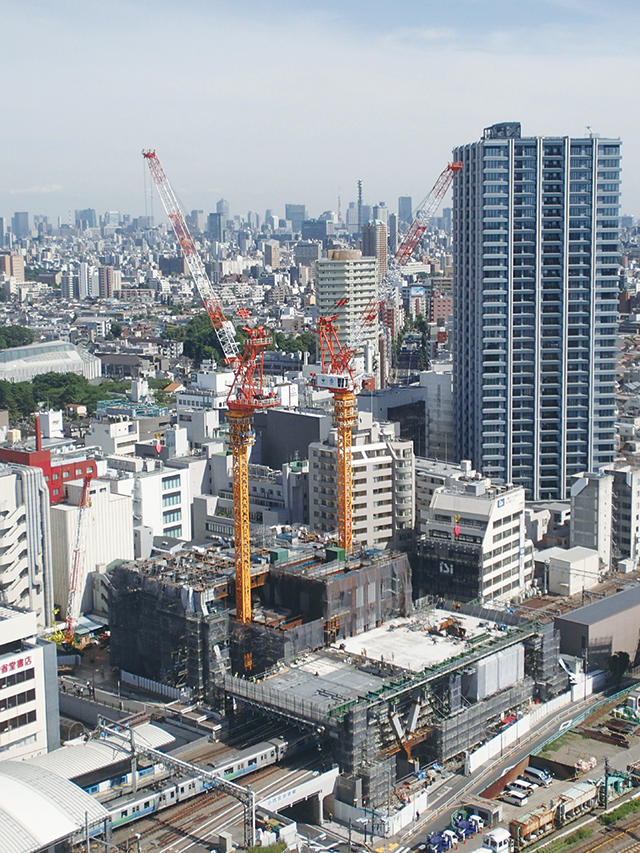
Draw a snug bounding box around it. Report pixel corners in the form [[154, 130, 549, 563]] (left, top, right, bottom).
[[1, 0, 638, 218]]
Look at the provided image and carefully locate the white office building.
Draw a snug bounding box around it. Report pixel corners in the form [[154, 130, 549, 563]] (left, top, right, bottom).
[[84, 417, 140, 457], [0, 607, 59, 761], [416, 462, 534, 603], [50, 479, 134, 617], [308, 411, 414, 550]]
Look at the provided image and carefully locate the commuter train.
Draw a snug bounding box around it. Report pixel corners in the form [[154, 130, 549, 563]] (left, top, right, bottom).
[[94, 735, 308, 830]]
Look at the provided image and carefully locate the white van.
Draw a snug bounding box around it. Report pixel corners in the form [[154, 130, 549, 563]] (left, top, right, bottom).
[[524, 766, 552, 787], [507, 779, 535, 795], [502, 790, 529, 807]]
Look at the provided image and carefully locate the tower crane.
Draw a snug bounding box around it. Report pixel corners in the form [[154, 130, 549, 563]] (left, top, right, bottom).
[[65, 473, 94, 645], [143, 151, 277, 634], [311, 161, 462, 555], [311, 296, 378, 556], [380, 161, 462, 302]]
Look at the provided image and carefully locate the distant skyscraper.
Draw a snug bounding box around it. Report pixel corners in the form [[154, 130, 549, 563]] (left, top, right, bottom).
[[216, 198, 230, 219], [75, 209, 97, 230], [207, 212, 222, 242], [264, 240, 280, 269], [361, 220, 388, 284], [453, 121, 621, 500], [388, 213, 398, 255], [398, 196, 412, 226], [372, 202, 388, 225], [0, 217, 5, 245], [190, 210, 205, 233], [11, 212, 29, 239], [285, 204, 307, 233]]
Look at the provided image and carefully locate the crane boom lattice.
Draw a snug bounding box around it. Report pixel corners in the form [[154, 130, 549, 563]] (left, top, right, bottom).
[[142, 150, 239, 365], [394, 161, 462, 267], [65, 474, 93, 644], [143, 150, 278, 647]]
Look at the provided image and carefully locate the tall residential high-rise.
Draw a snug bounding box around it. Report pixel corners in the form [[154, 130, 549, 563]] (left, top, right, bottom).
[[314, 249, 378, 355], [361, 220, 388, 284], [398, 196, 412, 226], [285, 204, 307, 233], [453, 122, 620, 500], [98, 265, 114, 298], [11, 212, 29, 239]]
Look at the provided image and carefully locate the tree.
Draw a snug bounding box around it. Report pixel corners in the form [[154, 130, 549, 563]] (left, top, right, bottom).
[[608, 651, 630, 682], [0, 325, 34, 349], [110, 323, 123, 338]]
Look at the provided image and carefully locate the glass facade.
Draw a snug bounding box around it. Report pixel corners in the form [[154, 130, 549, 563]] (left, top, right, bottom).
[[453, 123, 620, 499]]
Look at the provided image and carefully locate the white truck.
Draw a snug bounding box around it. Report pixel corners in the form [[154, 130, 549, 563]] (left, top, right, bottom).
[[477, 828, 514, 853]]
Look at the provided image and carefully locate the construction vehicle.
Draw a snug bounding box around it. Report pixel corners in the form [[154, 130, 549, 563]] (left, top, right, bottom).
[[143, 151, 277, 652], [64, 473, 94, 645]]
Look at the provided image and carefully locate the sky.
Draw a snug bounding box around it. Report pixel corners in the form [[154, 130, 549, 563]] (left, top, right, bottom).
[[2, 0, 639, 222]]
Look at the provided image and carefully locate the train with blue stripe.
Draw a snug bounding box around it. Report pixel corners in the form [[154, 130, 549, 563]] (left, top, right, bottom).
[[99, 734, 306, 830]]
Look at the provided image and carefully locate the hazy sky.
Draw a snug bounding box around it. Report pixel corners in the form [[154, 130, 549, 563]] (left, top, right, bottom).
[[3, 0, 638, 222]]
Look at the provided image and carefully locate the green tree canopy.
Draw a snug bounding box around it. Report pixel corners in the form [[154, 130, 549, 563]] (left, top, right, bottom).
[[608, 651, 630, 682], [0, 326, 34, 349]]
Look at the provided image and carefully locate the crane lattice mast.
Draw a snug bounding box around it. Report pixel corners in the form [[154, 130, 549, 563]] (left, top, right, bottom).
[[143, 151, 276, 647]]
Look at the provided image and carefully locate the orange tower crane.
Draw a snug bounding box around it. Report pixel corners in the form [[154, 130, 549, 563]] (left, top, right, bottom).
[[143, 151, 277, 626], [312, 161, 463, 554], [311, 297, 378, 555]]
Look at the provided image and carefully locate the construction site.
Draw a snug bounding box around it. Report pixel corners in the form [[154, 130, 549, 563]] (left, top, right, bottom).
[[105, 153, 569, 816], [109, 544, 412, 698]]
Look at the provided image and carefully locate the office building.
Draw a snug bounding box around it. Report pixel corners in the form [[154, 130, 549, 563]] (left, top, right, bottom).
[[398, 196, 412, 226], [189, 209, 205, 233], [308, 411, 415, 550], [285, 204, 307, 233], [216, 198, 230, 218], [207, 212, 222, 242], [0, 606, 60, 760], [414, 461, 534, 603], [84, 417, 140, 457], [314, 249, 378, 354], [11, 212, 29, 239], [264, 240, 280, 269], [372, 202, 388, 225], [0, 252, 24, 283], [50, 479, 133, 618], [75, 209, 97, 229], [0, 464, 53, 629], [361, 220, 388, 284], [388, 212, 398, 255], [453, 122, 620, 499], [570, 470, 613, 569]]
